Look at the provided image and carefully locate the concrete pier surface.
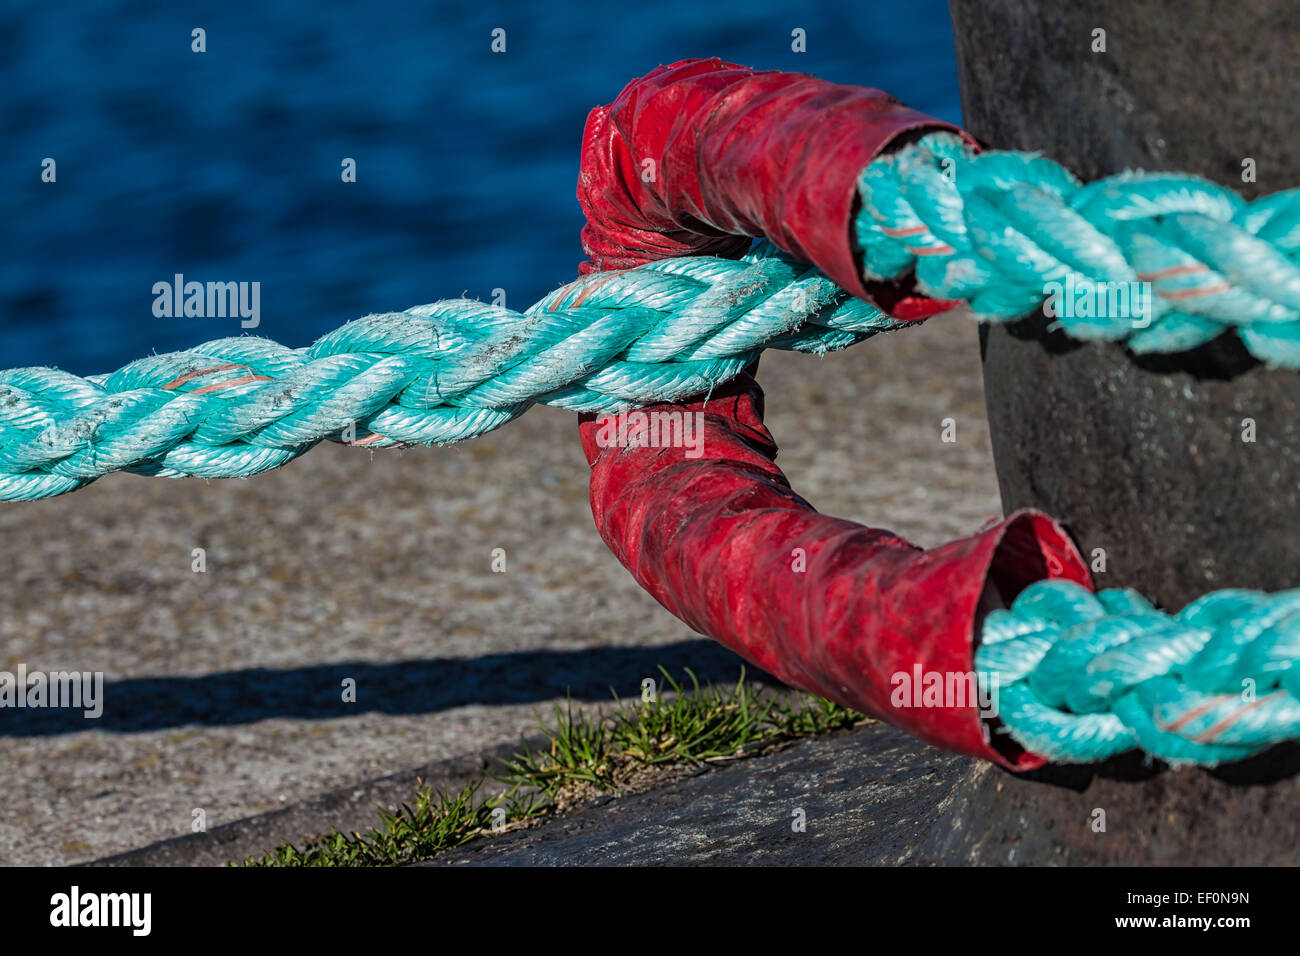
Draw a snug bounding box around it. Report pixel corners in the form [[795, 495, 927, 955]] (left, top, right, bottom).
[[0, 309, 1000, 866]]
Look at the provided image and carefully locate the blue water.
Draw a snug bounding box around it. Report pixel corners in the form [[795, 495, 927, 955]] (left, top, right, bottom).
[[0, 0, 962, 375]]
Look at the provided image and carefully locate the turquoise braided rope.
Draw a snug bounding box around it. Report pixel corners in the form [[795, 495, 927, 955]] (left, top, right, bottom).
[[976, 580, 1300, 765], [0, 243, 901, 501], [5, 140, 1300, 499], [857, 132, 1300, 366]]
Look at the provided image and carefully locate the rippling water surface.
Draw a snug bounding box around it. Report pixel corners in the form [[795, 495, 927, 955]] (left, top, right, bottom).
[[0, 0, 961, 374]]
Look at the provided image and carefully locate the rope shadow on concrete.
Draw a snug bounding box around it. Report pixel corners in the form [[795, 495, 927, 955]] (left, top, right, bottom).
[[0, 638, 762, 736]]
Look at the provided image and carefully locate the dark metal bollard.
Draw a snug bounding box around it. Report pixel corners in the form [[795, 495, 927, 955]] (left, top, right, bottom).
[[943, 0, 1300, 861], [948, 0, 1300, 613]]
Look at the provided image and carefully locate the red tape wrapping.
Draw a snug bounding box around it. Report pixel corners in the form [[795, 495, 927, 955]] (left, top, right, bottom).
[[577, 57, 978, 319], [579, 372, 1090, 769], [575, 60, 1090, 768]]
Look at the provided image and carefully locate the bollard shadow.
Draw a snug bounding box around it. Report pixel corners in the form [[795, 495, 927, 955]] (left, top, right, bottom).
[[980, 309, 1261, 381], [1000, 741, 1300, 791], [0, 639, 768, 737]]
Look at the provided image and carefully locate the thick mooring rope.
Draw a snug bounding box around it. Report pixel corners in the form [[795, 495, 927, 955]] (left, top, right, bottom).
[[976, 580, 1300, 765], [6, 148, 1300, 500], [0, 246, 899, 501], [858, 133, 1300, 366]]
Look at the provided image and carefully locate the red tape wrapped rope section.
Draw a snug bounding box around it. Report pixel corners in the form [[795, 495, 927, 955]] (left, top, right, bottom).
[[576, 59, 1090, 769]]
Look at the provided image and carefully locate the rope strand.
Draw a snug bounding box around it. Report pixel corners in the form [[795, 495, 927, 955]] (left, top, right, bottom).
[[857, 132, 1300, 365], [976, 579, 1300, 765], [0, 244, 898, 500]]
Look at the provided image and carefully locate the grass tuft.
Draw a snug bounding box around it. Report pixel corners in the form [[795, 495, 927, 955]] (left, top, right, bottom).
[[239, 667, 866, 867]]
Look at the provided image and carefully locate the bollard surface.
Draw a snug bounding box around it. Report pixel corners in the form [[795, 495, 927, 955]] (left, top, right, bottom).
[[948, 0, 1300, 857], [949, 0, 1300, 613]]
